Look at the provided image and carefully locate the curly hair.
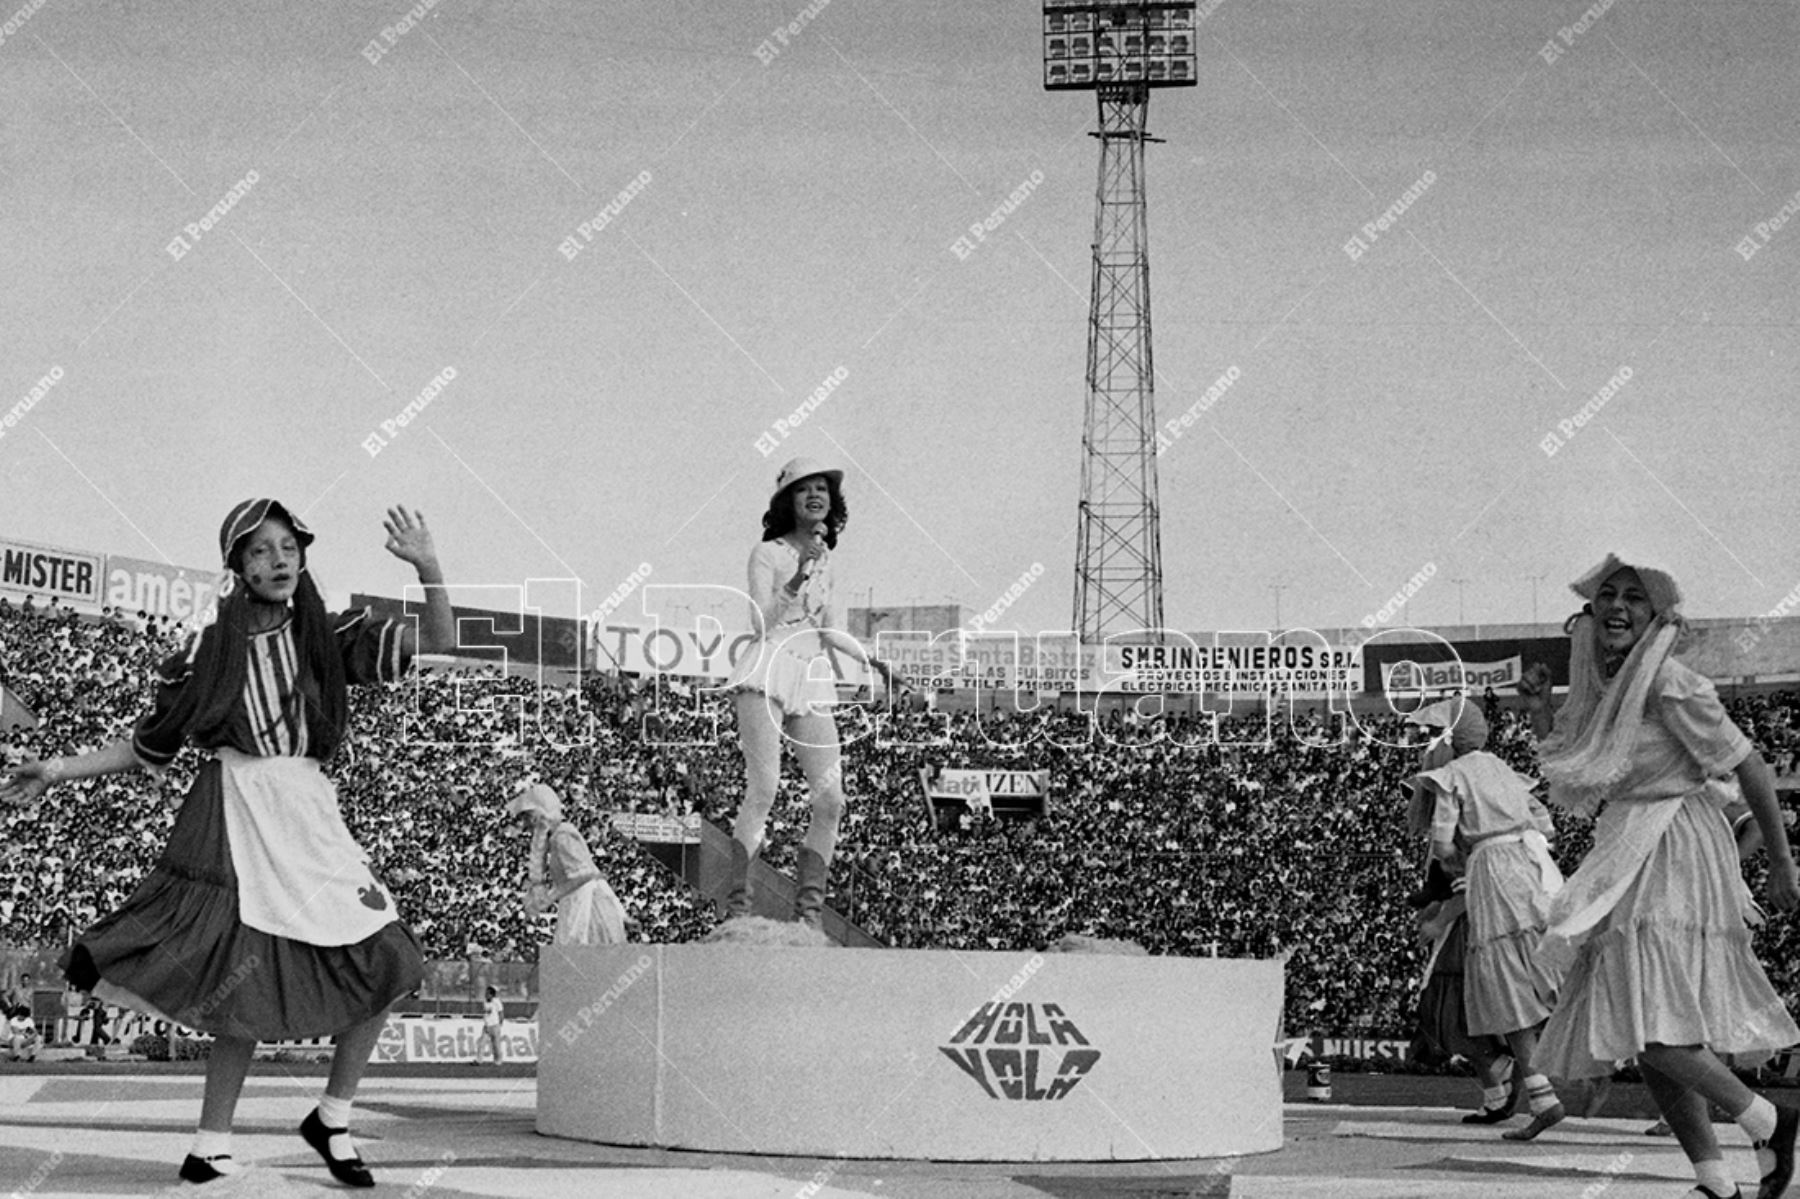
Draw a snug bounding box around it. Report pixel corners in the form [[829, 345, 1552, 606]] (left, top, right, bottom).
[[759, 474, 847, 550]]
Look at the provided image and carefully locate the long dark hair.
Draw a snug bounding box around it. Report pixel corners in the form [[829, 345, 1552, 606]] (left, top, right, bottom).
[[136, 567, 348, 761], [759, 475, 847, 550]]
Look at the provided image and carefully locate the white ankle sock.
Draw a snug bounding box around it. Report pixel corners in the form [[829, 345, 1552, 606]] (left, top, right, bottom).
[[1480, 1083, 1509, 1109], [316, 1094, 352, 1128], [315, 1095, 357, 1160], [1693, 1157, 1734, 1196], [190, 1129, 240, 1173], [1739, 1093, 1778, 1144]]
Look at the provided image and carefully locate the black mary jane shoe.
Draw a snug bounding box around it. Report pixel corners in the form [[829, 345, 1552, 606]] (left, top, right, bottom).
[[300, 1108, 375, 1188], [177, 1154, 234, 1183], [1758, 1103, 1800, 1199]]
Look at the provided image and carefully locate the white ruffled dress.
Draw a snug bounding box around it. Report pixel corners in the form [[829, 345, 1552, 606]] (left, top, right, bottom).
[[1413, 752, 1563, 1036], [1536, 658, 1799, 1078]]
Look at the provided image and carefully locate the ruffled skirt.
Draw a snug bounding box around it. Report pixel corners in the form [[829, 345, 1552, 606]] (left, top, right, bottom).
[[1463, 838, 1560, 1035], [1537, 792, 1799, 1079], [555, 878, 629, 946], [1416, 913, 1509, 1065], [723, 631, 836, 719], [63, 759, 423, 1041]]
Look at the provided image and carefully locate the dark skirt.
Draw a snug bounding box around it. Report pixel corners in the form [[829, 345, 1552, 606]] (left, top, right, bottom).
[[63, 759, 423, 1041], [1414, 913, 1509, 1066]]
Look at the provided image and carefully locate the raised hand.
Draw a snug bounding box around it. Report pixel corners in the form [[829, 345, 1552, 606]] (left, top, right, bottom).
[[382, 506, 440, 572]]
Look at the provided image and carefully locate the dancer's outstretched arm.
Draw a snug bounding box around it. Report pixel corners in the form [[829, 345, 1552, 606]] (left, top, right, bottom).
[[0, 740, 140, 808], [382, 505, 455, 655]]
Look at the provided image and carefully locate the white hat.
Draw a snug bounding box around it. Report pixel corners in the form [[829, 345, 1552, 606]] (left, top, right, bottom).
[[771, 457, 843, 502], [1569, 553, 1682, 616]]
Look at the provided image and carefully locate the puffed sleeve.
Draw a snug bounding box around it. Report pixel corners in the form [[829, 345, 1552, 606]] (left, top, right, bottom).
[[1524, 792, 1556, 837], [1656, 657, 1753, 776], [130, 636, 200, 769], [333, 608, 414, 686], [1410, 767, 1462, 844]]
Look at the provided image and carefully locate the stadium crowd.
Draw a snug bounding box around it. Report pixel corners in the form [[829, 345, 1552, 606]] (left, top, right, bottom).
[[4, 597, 1798, 1036]]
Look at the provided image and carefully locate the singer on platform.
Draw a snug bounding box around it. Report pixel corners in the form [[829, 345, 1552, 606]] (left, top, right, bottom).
[[718, 458, 904, 931]]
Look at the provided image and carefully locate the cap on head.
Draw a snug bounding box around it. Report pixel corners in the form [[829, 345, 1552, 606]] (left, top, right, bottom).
[[219, 498, 313, 570], [771, 457, 843, 502], [1569, 552, 1682, 616]]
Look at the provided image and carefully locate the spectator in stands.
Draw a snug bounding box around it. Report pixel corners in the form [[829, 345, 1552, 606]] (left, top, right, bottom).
[[1528, 556, 1799, 1199], [717, 459, 905, 928], [1, 500, 455, 1189]]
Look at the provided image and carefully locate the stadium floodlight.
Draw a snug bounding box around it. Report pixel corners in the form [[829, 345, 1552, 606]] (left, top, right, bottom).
[[1043, 1, 1198, 92]]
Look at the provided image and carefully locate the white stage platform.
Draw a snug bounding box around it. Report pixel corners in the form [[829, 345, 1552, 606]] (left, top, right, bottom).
[[537, 943, 1284, 1161]]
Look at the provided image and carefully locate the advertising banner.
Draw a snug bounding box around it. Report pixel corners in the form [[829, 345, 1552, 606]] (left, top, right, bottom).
[[103, 555, 221, 624], [609, 812, 703, 844], [1096, 640, 1361, 696], [1383, 655, 1521, 694], [592, 622, 1365, 697], [920, 768, 1050, 808], [371, 1016, 538, 1063], [919, 767, 1051, 823], [0, 536, 103, 606]]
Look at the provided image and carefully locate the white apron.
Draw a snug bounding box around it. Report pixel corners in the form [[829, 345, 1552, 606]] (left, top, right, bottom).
[[216, 748, 398, 946]]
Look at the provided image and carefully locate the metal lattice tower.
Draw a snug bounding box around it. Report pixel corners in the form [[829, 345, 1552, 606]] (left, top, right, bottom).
[[1044, 1, 1193, 642], [1073, 84, 1164, 641]]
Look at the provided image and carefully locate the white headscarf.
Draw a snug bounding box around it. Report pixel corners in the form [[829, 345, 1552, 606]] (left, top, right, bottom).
[[505, 782, 564, 825], [1539, 554, 1684, 816]]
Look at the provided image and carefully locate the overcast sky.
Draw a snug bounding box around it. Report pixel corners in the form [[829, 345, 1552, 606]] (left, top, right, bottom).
[[3, 0, 1796, 640]]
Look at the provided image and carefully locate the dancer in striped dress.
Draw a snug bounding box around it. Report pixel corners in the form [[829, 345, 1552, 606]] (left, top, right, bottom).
[[1, 499, 454, 1186]]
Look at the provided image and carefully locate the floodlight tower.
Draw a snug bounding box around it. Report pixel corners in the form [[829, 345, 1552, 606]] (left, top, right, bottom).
[[1044, 0, 1195, 643]]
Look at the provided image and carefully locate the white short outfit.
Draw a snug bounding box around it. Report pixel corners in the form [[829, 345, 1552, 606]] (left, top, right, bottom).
[[722, 539, 839, 720]]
